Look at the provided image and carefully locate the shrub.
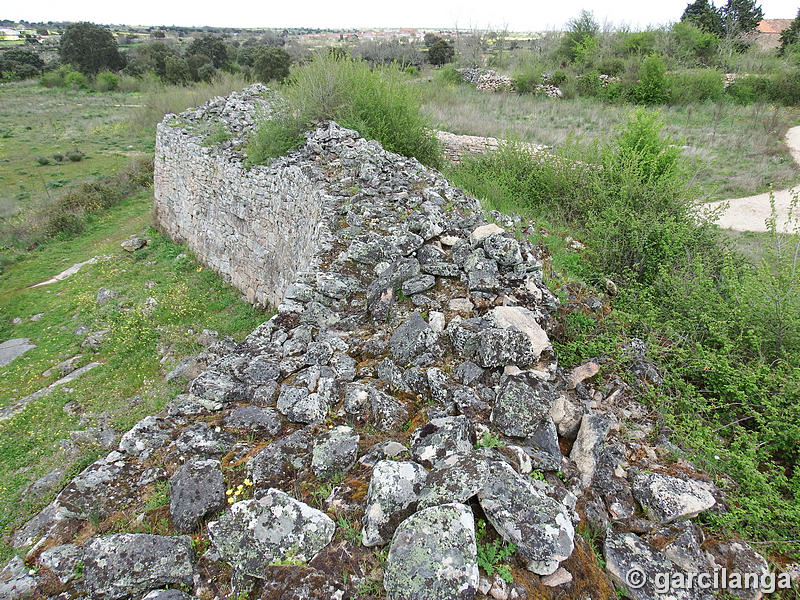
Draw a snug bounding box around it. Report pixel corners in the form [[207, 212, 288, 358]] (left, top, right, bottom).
[[559, 10, 600, 63], [725, 74, 769, 103], [511, 63, 543, 94], [64, 70, 89, 90], [36, 156, 50, 166], [576, 71, 602, 97], [435, 64, 462, 86], [247, 53, 441, 168], [428, 38, 455, 66], [667, 69, 724, 103], [768, 69, 800, 106], [634, 54, 669, 104], [95, 71, 119, 92], [66, 149, 85, 162], [671, 21, 720, 65], [52, 153, 64, 163]]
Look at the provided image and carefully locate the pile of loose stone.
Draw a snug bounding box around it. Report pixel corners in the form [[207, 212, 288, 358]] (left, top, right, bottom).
[[2, 94, 786, 600]]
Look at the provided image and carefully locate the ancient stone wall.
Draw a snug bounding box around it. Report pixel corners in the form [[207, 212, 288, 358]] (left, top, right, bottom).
[[153, 86, 325, 307], [5, 87, 786, 600]]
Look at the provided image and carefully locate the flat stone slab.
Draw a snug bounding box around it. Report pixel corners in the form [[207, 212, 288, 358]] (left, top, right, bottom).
[[0, 338, 35, 367], [632, 472, 716, 524], [384, 502, 479, 600], [208, 488, 335, 576]]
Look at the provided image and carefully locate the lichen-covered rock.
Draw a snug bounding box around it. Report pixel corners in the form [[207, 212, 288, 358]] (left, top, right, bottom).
[[632, 472, 716, 524], [83, 533, 194, 600], [207, 489, 335, 577], [384, 502, 479, 600], [56, 453, 143, 519], [362, 460, 427, 547], [491, 374, 556, 438], [486, 306, 550, 360], [478, 461, 574, 575], [0, 556, 36, 599], [390, 312, 438, 364], [223, 405, 282, 434], [311, 425, 359, 479], [409, 415, 474, 468], [249, 427, 312, 488], [118, 416, 174, 459], [169, 458, 226, 533], [141, 590, 197, 600], [483, 233, 522, 266], [604, 529, 712, 600], [277, 383, 329, 424], [38, 543, 83, 585], [417, 451, 490, 509], [570, 412, 616, 486], [174, 422, 234, 456], [370, 387, 409, 432]]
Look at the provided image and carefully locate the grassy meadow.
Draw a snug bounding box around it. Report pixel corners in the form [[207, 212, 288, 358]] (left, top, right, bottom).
[[0, 81, 267, 561]]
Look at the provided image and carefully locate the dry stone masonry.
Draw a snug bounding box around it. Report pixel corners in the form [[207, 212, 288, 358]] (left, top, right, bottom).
[[4, 86, 792, 600]]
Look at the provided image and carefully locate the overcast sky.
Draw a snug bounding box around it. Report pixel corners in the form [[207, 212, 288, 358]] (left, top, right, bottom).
[[6, 0, 799, 31]]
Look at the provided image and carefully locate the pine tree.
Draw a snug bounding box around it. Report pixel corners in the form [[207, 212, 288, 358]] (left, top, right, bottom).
[[721, 0, 764, 34], [681, 0, 725, 36]]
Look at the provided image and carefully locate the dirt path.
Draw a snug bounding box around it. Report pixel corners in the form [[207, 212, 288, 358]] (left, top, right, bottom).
[[705, 126, 800, 233]]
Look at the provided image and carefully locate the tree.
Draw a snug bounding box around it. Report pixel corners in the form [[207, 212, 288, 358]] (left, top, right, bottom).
[[59, 22, 123, 75], [780, 8, 800, 53], [721, 0, 764, 34], [428, 38, 455, 66], [124, 41, 177, 78], [164, 55, 190, 85], [559, 10, 600, 63], [681, 0, 724, 35], [252, 46, 291, 82], [186, 35, 228, 68]]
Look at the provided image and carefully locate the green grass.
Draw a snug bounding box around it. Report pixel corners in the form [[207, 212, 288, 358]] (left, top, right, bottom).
[[0, 191, 267, 561], [0, 82, 153, 220], [417, 75, 800, 202]]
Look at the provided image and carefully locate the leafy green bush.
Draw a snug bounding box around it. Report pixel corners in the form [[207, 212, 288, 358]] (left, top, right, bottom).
[[634, 54, 669, 104], [511, 63, 543, 94], [247, 53, 440, 168], [435, 64, 462, 86], [768, 69, 800, 106], [64, 70, 89, 90], [671, 21, 720, 65], [725, 74, 769, 103], [252, 47, 291, 83], [667, 69, 724, 104], [95, 70, 119, 92]]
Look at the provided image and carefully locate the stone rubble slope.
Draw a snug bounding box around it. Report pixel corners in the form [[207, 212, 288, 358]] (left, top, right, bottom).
[[2, 86, 785, 600]]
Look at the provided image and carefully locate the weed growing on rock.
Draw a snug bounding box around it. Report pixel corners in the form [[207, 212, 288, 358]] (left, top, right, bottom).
[[475, 519, 515, 583]]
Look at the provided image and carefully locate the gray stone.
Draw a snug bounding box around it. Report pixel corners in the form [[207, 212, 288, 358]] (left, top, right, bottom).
[[56, 454, 142, 519], [570, 412, 615, 486], [277, 383, 327, 424], [311, 425, 359, 478], [483, 234, 522, 266], [174, 423, 233, 456], [491, 374, 556, 438], [359, 440, 409, 466], [83, 533, 194, 600], [384, 503, 479, 600], [604, 529, 712, 600], [409, 415, 474, 468], [223, 405, 282, 435], [118, 416, 173, 459], [370, 387, 409, 431], [0, 338, 35, 368], [38, 543, 83, 585], [249, 427, 312, 487], [362, 459, 427, 547], [96, 288, 118, 305], [141, 591, 196, 600], [417, 451, 491, 509], [0, 556, 36, 599], [402, 274, 436, 296], [486, 306, 550, 360], [390, 312, 438, 364], [632, 472, 716, 524], [478, 461, 574, 576], [121, 236, 147, 252], [170, 458, 226, 533], [207, 489, 335, 576]]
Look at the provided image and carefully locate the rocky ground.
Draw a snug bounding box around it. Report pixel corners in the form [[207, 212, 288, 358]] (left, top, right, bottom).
[[1, 89, 794, 600]]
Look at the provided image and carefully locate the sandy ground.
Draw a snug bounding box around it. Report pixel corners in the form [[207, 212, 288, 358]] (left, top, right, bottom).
[[704, 126, 800, 233]]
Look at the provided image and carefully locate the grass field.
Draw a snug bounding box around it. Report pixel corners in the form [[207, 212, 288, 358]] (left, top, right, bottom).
[[0, 82, 154, 219], [0, 81, 270, 561], [417, 78, 800, 201]]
